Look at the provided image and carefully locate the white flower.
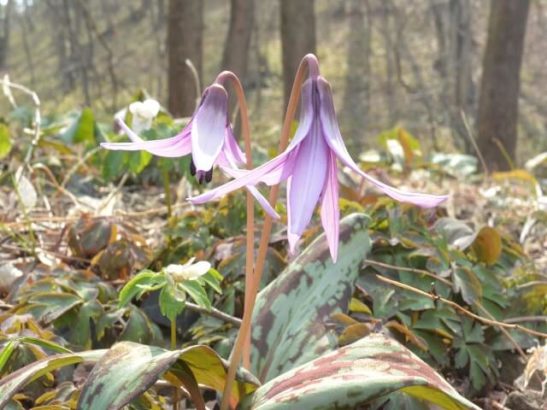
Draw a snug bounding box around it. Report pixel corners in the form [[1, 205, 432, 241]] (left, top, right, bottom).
[[164, 258, 211, 281], [128, 99, 160, 133]]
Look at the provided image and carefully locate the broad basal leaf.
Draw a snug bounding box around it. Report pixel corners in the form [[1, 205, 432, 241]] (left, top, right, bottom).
[[251, 213, 371, 382], [77, 341, 259, 410], [241, 333, 480, 410], [0, 350, 105, 408]]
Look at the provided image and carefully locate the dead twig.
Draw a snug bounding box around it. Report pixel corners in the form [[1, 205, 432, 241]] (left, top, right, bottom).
[[374, 274, 547, 339], [365, 259, 531, 356], [505, 316, 547, 324], [363, 258, 452, 286], [185, 302, 241, 327]]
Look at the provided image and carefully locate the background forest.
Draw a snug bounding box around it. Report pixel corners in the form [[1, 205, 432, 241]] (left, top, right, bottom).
[[1, 0, 546, 162], [0, 1, 546, 410]]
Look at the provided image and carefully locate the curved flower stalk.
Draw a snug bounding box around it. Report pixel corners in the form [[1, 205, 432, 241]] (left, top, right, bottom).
[[100, 80, 279, 219], [189, 55, 448, 262]]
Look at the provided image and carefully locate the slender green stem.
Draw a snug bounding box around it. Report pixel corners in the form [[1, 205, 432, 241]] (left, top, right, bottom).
[[161, 165, 172, 218], [171, 318, 179, 410]]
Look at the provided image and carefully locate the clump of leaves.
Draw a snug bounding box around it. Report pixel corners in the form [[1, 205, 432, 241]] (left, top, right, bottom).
[[119, 260, 223, 324], [354, 201, 543, 394], [9, 270, 161, 349]]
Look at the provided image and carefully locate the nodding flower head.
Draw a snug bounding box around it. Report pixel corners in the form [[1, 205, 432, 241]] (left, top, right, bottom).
[[189, 54, 448, 262], [100, 79, 279, 218]]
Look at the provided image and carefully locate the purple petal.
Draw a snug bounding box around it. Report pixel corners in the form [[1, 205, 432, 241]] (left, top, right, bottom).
[[189, 77, 318, 205], [320, 150, 340, 262], [117, 118, 145, 142], [191, 85, 229, 172], [286, 79, 315, 150], [223, 127, 246, 165], [189, 151, 295, 204], [317, 78, 448, 208], [245, 185, 280, 219], [286, 121, 330, 253], [216, 153, 280, 219], [101, 119, 192, 157]]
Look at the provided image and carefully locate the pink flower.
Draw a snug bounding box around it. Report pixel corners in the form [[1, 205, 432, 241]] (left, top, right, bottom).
[[189, 67, 448, 262], [101, 84, 279, 219]]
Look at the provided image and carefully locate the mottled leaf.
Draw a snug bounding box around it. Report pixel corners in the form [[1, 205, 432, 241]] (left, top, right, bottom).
[[77, 342, 186, 410], [241, 333, 480, 410], [0, 350, 105, 408], [77, 342, 259, 410], [251, 213, 371, 382]]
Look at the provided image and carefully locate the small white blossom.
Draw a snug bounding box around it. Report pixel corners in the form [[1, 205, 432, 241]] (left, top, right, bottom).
[[129, 99, 160, 133], [164, 258, 211, 282]]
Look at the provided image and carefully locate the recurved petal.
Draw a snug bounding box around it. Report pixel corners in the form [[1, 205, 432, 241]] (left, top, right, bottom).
[[117, 118, 145, 142], [214, 153, 280, 219], [320, 150, 340, 262], [246, 185, 280, 219], [191, 85, 229, 172], [317, 77, 448, 208], [189, 151, 295, 204], [357, 172, 449, 208], [286, 121, 330, 254], [101, 119, 192, 157], [223, 127, 246, 165]]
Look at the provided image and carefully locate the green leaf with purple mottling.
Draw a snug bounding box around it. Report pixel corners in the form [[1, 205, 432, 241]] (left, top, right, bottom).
[[251, 213, 371, 382], [242, 333, 480, 410]]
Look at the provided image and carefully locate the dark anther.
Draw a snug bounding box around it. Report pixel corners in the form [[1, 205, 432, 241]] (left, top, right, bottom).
[[197, 172, 205, 184], [189, 159, 196, 176], [205, 169, 213, 183]]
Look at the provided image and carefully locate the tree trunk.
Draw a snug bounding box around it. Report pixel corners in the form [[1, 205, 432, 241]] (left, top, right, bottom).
[[222, 0, 254, 115], [222, 0, 254, 82], [0, 0, 13, 72], [379, 1, 397, 126], [477, 0, 530, 172], [19, 8, 36, 87], [431, 0, 475, 153], [280, 0, 316, 111], [342, 0, 371, 154], [167, 0, 203, 117]]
